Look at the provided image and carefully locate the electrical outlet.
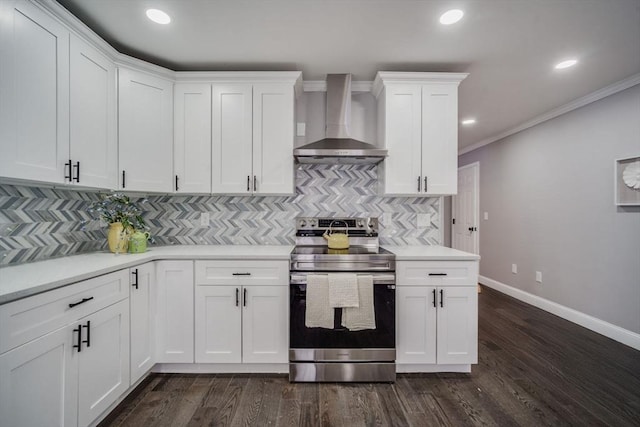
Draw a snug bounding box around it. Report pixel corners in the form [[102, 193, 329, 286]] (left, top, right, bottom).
[[484, 212, 489, 220], [416, 213, 431, 228], [536, 271, 542, 283], [512, 264, 518, 274], [200, 212, 210, 226], [296, 122, 306, 137], [383, 212, 392, 225]]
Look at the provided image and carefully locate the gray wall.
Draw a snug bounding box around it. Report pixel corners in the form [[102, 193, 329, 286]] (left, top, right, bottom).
[[459, 84, 640, 333]]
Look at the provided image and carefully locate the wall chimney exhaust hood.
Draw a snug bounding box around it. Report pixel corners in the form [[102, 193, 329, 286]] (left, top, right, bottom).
[[294, 74, 387, 164]]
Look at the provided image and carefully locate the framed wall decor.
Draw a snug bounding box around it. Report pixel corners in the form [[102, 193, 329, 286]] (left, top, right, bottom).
[[615, 156, 640, 206]]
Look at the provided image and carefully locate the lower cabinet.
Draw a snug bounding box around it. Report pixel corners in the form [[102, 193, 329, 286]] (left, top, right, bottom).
[[156, 260, 194, 363], [396, 260, 478, 366], [129, 262, 156, 384]]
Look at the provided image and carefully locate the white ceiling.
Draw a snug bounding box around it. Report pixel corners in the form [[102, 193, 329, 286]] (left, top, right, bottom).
[[55, 0, 640, 150]]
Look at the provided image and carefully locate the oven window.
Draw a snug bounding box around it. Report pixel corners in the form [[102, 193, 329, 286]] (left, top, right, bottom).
[[290, 284, 395, 349]]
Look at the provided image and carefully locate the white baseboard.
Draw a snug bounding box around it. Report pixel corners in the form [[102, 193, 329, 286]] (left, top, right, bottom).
[[479, 275, 640, 351]]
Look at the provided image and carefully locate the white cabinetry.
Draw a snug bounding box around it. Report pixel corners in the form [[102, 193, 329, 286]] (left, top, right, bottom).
[[194, 260, 289, 364], [156, 260, 194, 363], [129, 262, 155, 384], [0, 0, 69, 184], [118, 67, 174, 192], [211, 74, 300, 195], [374, 72, 467, 196], [0, 269, 130, 427], [396, 260, 478, 366], [174, 83, 212, 193], [69, 34, 117, 189]]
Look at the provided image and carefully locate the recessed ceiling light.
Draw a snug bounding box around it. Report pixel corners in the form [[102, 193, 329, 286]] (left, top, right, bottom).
[[554, 59, 578, 70], [146, 9, 171, 25], [439, 9, 464, 25], [461, 118, 476, 125]]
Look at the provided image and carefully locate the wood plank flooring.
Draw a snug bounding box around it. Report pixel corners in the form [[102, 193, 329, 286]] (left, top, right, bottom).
[[100, 287, 640, 426]]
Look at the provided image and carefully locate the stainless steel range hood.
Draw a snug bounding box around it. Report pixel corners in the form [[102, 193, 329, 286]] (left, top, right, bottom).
[[294, 74, 387, 164]]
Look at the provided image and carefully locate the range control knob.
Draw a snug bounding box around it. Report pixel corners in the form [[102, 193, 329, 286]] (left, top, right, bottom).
[[299, 220, 307, 228], [357, 220, 364, 227], [309, 220, 316, 227]]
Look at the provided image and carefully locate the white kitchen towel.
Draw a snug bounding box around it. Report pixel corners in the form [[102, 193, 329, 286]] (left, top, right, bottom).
[[305, 274, 334, 329], [342, 275, 376, 331], [328, 273, 359, 308]]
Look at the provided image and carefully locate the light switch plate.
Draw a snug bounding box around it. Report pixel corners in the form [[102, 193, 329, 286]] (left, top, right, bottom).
[[200, 212, 210, 226], [512, 264, 518, 274], [536, 271, 542, 283], [296, 123, 306, 137], [484, 212, 489, 220]]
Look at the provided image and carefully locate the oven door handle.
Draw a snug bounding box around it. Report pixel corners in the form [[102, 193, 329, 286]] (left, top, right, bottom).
[[289, 273, 396, 285]]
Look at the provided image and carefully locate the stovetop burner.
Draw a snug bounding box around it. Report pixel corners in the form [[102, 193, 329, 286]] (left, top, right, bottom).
[[291, 246, 394, 256]]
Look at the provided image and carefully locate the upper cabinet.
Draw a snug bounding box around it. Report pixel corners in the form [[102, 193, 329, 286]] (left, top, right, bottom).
[[118, 67, 174, 192], [0, 0, 69, 184], [210, 75, 300, 195], [374, 72, 467, 196]]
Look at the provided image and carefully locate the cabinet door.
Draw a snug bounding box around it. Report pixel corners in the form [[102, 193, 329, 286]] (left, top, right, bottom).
[[396, 286, 437, 364], [76, 299, 130, 427], [242, 285, 288, 364], [130, 263, 155, 384], [421, 84, 458, 195], [252, 84, 295, 194], [174, 83, 212, 193], [0, 327, 77, 427], [118, 67, 173, 192], [194, 285, 242, 363], [69, 34, 116, 189], [0, 0, 69, 183], [156, 261, 194, 363], [436, 286, 478, 364], [211, 84, 253, 193], [380, 85, 422, 195]]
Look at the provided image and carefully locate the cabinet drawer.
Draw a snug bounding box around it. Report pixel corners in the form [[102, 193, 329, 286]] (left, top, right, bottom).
[[0, 269, 129, 354], [397, 261, 478, 287], [195, 260, 288, 286]]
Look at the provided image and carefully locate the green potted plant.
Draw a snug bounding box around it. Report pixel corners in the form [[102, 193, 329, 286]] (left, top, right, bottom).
[[88, 194, 149, 253]]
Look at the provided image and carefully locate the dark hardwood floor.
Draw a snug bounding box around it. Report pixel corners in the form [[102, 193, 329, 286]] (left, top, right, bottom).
[[101, 287, 640, 426]]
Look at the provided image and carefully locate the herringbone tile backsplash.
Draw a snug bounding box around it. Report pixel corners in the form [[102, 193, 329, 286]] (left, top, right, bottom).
[[0, 164, 441, 266]]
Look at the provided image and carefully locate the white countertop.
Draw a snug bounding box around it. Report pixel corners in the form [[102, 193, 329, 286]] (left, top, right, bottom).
[[0, 244, 478, 305], [382, 245, 480, 261]]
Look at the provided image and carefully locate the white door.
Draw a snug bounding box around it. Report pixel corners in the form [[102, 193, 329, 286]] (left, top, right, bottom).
[[174, 83, 212, 193], [252, 84, 295, 194], [242, 285, 288, 363], [118, 67, 174, 192], [130, 263, 155, 384], [156, 261, 194, 363], [396, 286, 436, 364], [0, 327, 77, 427], [212, 84, 253, 193], [421, 84, 458, 195], [436, 286, 478, 365], [381, 85, 423, 195], [0, 0, 69, 183], [69, 34, 117, 189], [194, 285, 242, 363], [452, 162, 479, 254], [76, 299, 130, 427]]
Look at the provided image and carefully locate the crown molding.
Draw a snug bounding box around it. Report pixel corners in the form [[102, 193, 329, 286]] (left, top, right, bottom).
[[372, 71, 469, 97], [459, 72, 640, 156], [303, 81, 373, 93]]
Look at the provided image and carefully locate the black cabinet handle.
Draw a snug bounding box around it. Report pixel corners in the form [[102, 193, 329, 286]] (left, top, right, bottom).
[[440, 289, 444, 308], [232, 272, 251, 276], [247, 175, 250, 191], [235, 288, 239, 307], [175, 175, 179, 191], [65, 160, 72, 182], [69, 296, 94, 308], [243, 288, 247, 307], [432, 289, 436, 308], [122, 170, 126, 188], [428, 273, 447, 276], [253, 175, 257, 192], [424, 176, 428, 193], [132, 269, 139, 289], [73, 161, 80, 183], [73, 325, 82, 352], [417, 176, 421, 192], [82, 321, 91, 348]]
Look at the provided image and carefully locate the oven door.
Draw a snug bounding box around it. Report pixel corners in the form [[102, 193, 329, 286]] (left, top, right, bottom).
[[289, 272, 395, 362]]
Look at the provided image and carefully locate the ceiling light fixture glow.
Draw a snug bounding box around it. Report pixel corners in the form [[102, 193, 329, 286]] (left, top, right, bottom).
[[461, 118, 476, 125], [554, 59, 578, 70], [146, 9, 171, 25], [439, 9, 464, 25]]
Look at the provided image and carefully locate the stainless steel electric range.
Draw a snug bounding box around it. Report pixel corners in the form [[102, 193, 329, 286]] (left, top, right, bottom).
[[289, 217, 396, 382]]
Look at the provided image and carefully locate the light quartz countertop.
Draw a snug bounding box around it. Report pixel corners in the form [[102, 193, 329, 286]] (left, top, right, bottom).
[[0, 244, 478, 305]]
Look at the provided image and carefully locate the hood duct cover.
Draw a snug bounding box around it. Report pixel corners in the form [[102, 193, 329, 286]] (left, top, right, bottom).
[[294, 74, 387, 164]]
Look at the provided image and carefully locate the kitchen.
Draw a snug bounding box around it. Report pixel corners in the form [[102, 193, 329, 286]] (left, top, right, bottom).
[[1, 0, 639, 426]]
